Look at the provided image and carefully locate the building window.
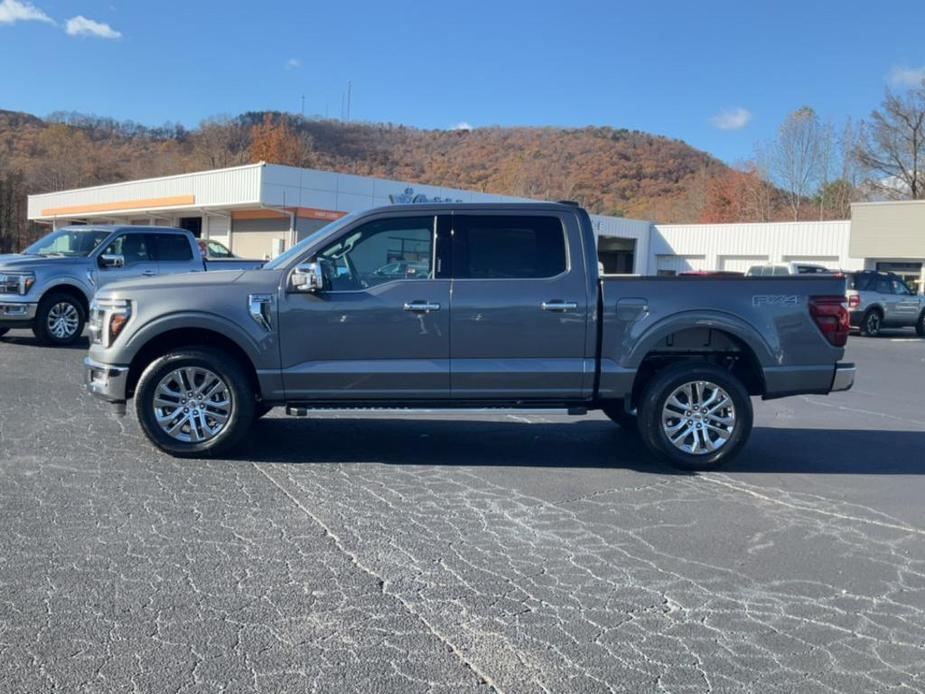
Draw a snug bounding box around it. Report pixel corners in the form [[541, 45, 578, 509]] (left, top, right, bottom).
[[178, 217, 203, 238]]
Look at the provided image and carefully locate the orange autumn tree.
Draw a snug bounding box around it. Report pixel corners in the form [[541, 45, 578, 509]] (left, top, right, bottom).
[[249, 114, 314, 167], [702, 164, 775, 223]]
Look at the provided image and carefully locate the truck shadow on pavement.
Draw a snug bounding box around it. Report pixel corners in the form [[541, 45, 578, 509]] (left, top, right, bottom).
[[240, 417, 681, 474], [0, 334, 90, 350], [239, 417, 925, 475]]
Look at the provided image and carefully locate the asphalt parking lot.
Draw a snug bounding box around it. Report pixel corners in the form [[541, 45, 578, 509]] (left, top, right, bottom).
[[1, 328, 923, 693]]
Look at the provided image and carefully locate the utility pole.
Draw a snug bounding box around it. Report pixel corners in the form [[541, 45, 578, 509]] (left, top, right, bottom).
[[346, 81, 352, 122], [300, 94, 305, 117]]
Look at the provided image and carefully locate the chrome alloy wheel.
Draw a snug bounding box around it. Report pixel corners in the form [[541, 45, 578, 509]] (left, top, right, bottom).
[[47, 302, 80, 339], [661, 380, 736, 455], [152, 367, 232, 443]]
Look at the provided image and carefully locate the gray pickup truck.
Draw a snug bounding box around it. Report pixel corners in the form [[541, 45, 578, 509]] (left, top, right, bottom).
[[0, 225, 262, 345], [83, 203, 855, 469]]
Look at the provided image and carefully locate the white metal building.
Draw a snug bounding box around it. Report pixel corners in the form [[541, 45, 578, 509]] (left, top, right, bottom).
[[650, 220, 863, 275], [25, 163, 925, 292]]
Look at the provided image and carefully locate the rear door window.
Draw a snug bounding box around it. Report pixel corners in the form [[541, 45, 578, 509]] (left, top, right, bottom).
[[875, 277, 894, 294], [153, 234, 194, 261], [453, 215, 567, 279]]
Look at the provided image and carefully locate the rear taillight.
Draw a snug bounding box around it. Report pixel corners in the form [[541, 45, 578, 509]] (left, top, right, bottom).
[[848, 294, 860, 309], [810, 295, 849, 347]]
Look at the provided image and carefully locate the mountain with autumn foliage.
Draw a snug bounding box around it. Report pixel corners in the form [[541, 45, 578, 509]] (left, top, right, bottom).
[[0, 108, 729, 226]]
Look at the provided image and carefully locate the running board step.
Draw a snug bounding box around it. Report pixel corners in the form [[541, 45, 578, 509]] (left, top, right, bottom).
[[285, 405, 589, 417]]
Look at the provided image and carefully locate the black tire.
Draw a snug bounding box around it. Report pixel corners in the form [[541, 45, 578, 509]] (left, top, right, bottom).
[[32, 292, 86, 346], [916, 311, 925, 338], [637, 362, 753, 471], [860, 309, 882, 337], [602, 400, 638, 432], [134, 347, 255, 458], [0, 327, 8, 339]]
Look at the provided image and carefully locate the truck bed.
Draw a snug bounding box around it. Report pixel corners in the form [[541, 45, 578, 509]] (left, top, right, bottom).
[[597, 274, 849, 401]]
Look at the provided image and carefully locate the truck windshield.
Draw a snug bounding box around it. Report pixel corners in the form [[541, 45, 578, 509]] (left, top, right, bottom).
[[24, 229, 112, 257], [263, 213, 359, 270]]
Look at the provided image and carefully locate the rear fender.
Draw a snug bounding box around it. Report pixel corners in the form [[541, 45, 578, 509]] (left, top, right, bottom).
[[622, 310, 778, 369]]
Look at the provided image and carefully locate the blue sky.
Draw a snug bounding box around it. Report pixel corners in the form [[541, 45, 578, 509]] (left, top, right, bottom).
[[2, 0, 924, 164]]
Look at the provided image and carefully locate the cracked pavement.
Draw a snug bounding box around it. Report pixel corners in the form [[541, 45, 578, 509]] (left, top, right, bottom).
[[1, 330, 923, 692]]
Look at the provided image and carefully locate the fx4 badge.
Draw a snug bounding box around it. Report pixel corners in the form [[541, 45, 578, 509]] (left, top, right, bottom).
[[752, 295, 800, 307]]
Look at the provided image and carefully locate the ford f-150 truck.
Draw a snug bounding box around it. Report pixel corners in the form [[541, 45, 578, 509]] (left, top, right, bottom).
[[83, 203, 855, 469], [0, 225, 262, 345]]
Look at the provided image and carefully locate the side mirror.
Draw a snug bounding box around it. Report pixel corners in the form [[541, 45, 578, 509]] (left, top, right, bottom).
[[99, 254, 125, 269], [291, 260, 325, 292]]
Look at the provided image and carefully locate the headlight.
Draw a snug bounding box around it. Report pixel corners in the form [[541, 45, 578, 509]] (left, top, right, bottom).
[[89, 298, 132, 347], [0, 272, 36, 295]]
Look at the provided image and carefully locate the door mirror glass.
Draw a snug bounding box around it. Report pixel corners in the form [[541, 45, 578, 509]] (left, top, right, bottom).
[[99, 253, 125, 269], [291, 260, 326, 292]]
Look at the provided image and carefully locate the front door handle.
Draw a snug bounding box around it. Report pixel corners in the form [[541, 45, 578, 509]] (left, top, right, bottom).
[[541, 300, 578, 312], [403, 301, 441, 313]]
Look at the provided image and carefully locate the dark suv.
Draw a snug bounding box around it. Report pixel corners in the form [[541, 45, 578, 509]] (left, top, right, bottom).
[[847, 271, 925, 337]]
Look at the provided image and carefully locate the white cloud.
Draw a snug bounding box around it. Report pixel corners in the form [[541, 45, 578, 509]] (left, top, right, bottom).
[[285, 58, 302, 70], [450, 121, 472, 131], [709, 107, 752, 131], [0, 0, 53, 25], [65, 15, 121, 39], [889, 65, 925, 88]]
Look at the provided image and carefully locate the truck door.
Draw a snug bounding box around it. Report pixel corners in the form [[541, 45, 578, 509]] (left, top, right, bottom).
[[449, 212, 590, 400], [94, 232, 159, 289], [891, 278, 920, 324], [278, 214, 450, 400]]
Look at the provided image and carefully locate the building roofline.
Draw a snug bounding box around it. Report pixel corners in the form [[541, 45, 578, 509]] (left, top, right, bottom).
[[851, 199, 925, 208], [361, 201, 580, 214], [27, 162, 266, 200], [655, 219, 850, 229]]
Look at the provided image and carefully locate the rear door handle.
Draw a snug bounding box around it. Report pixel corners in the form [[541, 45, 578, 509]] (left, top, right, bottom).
[[141, 270, 157, 276], [541, 300, 578, 312], [403, 301, 441, 313]]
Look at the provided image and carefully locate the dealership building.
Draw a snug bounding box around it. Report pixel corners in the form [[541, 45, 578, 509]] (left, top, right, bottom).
[[26, 162, 925, 292]]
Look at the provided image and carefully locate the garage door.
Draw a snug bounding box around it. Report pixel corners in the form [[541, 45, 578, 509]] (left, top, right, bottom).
[[718, 255, 768, 273], [656, 255, 707, 275], [782, 255, 840, 268]]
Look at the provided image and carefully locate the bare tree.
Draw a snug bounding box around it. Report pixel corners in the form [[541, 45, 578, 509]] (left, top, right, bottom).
[[192, 117, 251, 170], [856, 83, 925, 199], [769, 107, 824, 220]]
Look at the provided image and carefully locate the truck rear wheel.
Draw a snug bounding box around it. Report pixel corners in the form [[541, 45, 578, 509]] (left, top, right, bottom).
[[636, 362, 752, 471], [134, 348, 255, 458], [33, 292, 85, 346], [860, 309, 882, 337]]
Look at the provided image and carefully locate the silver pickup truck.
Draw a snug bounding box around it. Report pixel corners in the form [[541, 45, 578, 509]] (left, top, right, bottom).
[[0, 225, 262, 345], [83, 203, 855, 469]]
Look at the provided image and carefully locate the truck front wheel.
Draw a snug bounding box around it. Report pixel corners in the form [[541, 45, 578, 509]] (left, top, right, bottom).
[[33, 292, 85, 346], [134, 348, 255, 458], [636, 362, 752, 470]]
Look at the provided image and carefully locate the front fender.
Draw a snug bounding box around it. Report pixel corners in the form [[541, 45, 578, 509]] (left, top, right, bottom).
[[36, 274, 94, 306], [117, 311, 270, 367]]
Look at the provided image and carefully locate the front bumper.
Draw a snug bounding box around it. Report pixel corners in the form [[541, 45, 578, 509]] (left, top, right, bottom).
[[0, 301, 37, 327], [85, 357, 130, 404], [831, 362, 855, 392]]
